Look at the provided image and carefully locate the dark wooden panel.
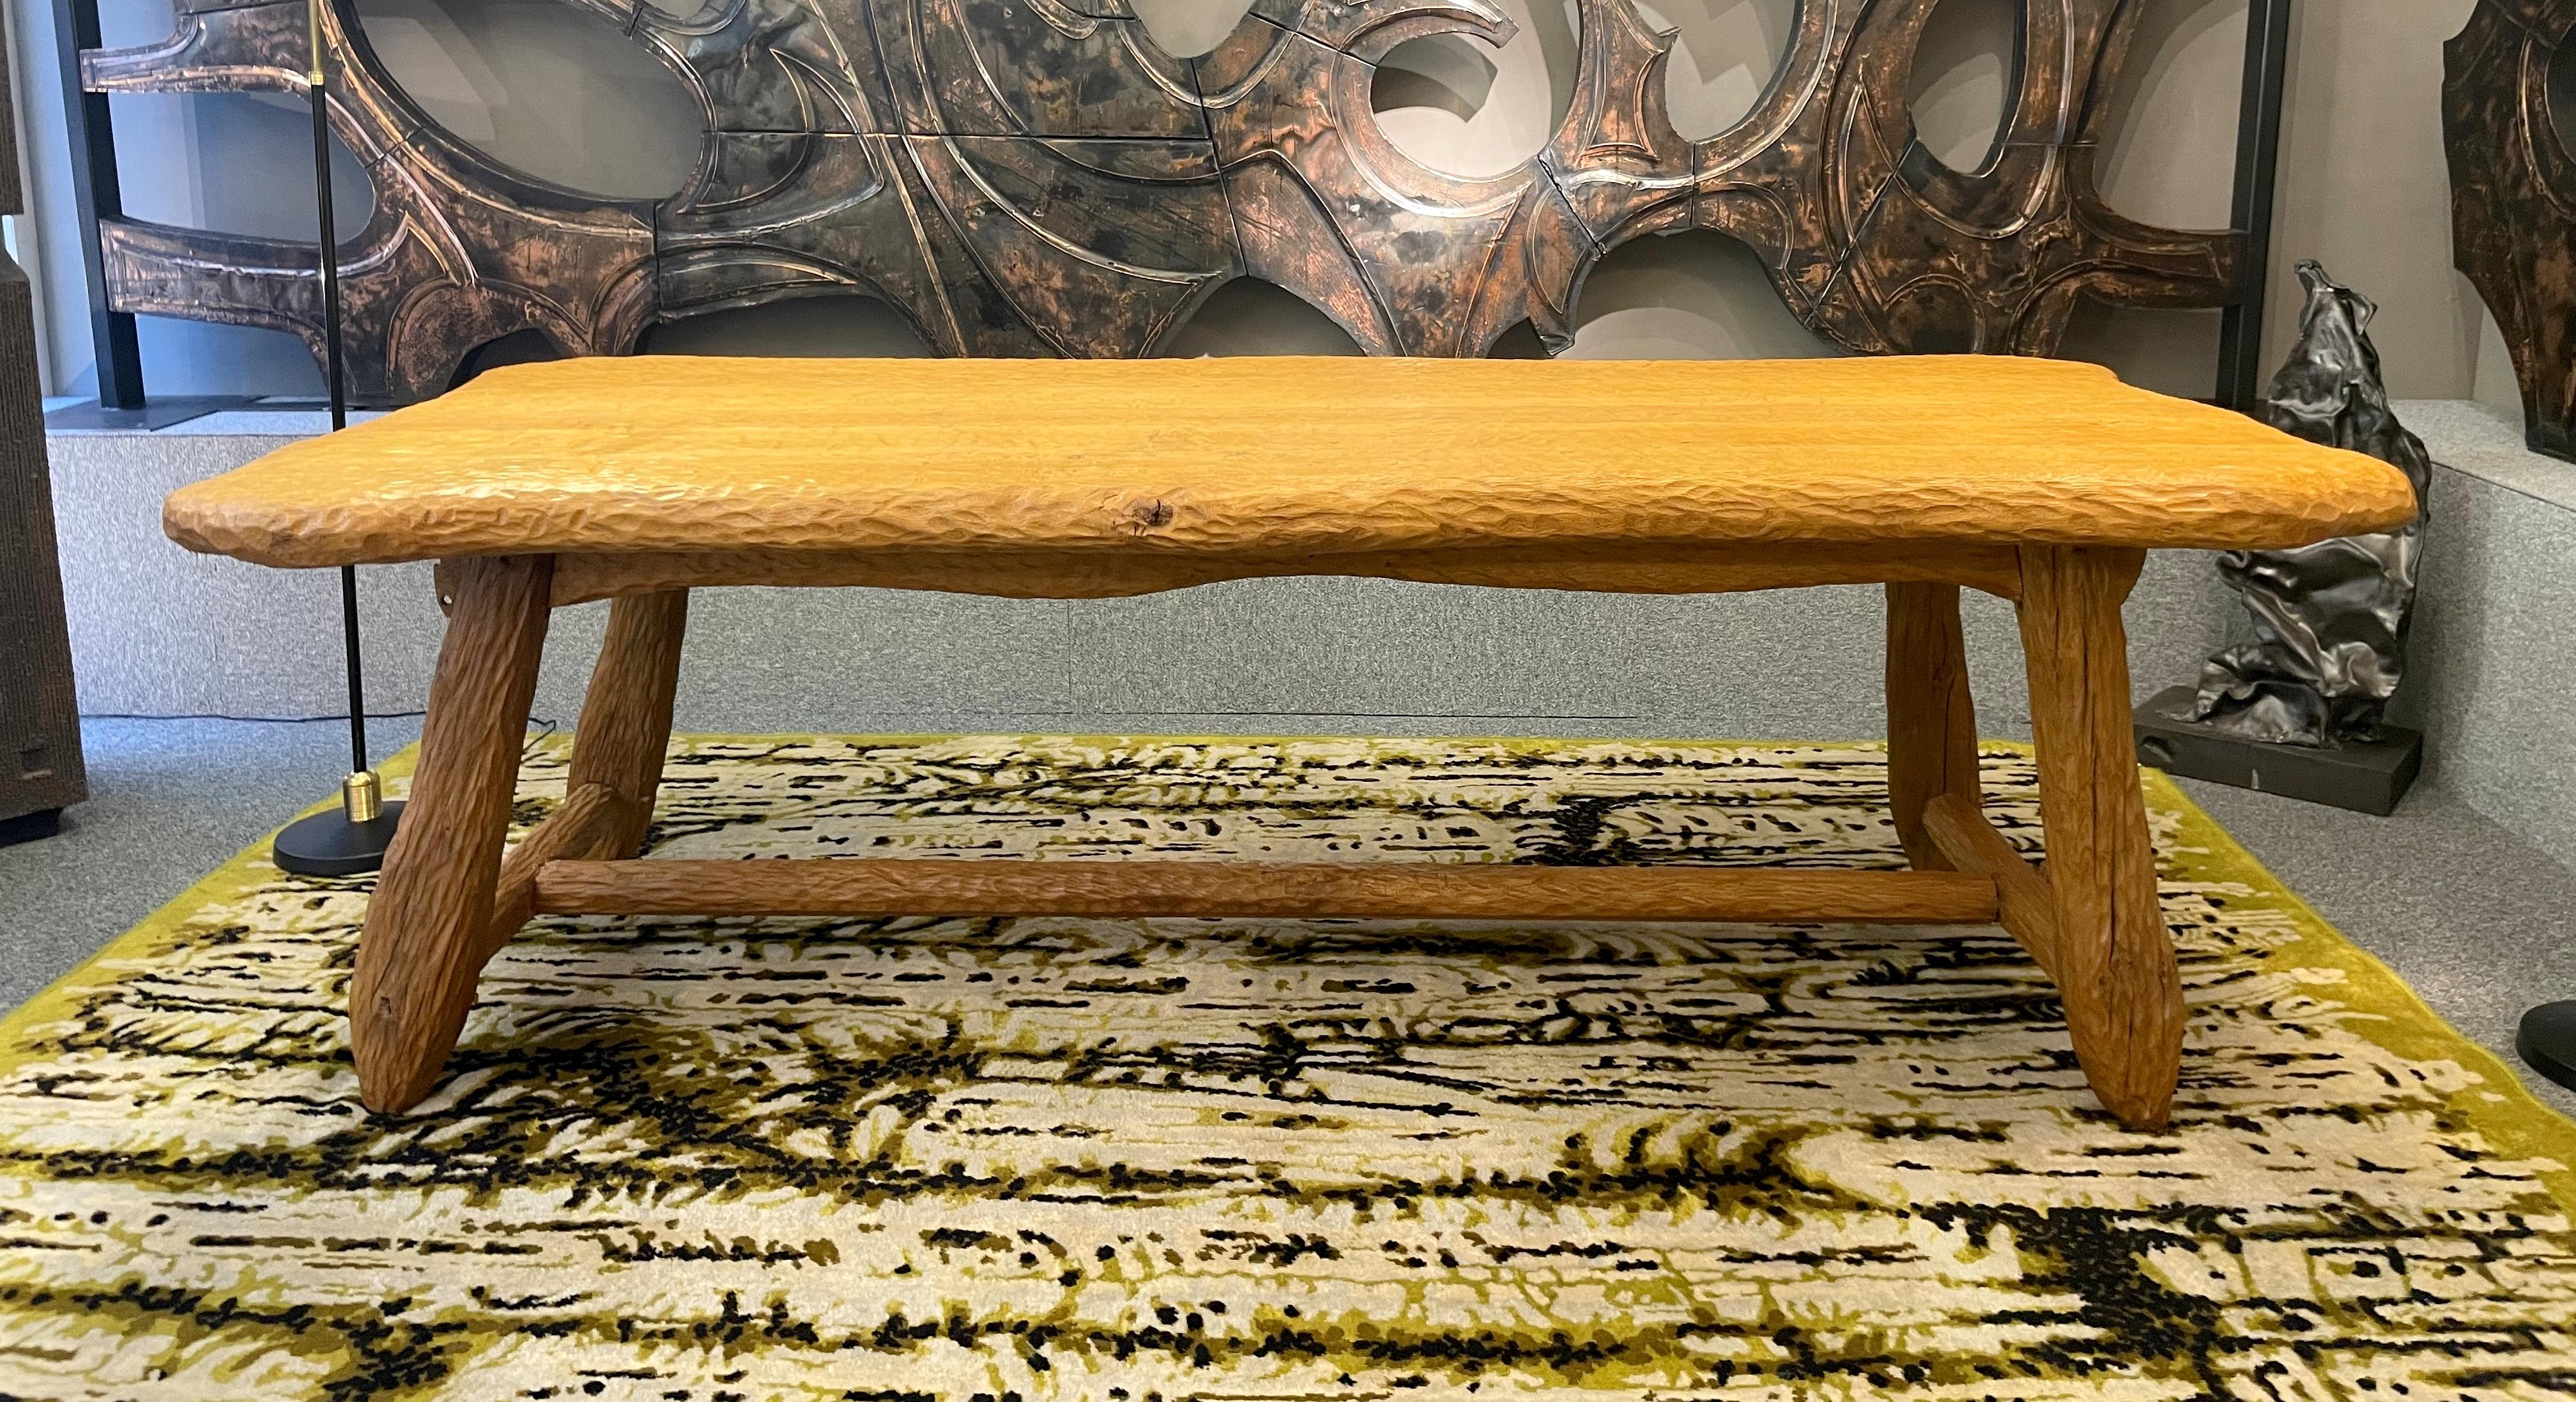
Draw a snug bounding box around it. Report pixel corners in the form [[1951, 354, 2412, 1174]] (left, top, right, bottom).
[[0, 17, 21, 217], [77, 0, 2245, 399], [0, 81, 83, 823]]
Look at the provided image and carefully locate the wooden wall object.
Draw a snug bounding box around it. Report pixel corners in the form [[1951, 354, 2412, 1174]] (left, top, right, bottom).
[[2445, 0, 2576, 462], [0, 43, 86, 832], [82, 0, 2243, 401]]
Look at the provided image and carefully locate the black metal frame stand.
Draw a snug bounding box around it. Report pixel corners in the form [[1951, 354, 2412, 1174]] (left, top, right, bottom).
[[2216, 0, 2294, 413], [49, 0, 139, 409]]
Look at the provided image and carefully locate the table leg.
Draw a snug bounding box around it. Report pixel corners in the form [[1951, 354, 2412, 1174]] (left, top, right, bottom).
[[349, 554, 553, 1114], [2016, 545, 2185, 1131], [567, 590, 689, 858], [1885, 581, 1981, 870]]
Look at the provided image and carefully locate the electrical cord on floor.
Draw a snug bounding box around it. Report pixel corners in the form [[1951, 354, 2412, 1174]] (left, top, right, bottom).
[[82, 710, 564, 760], [80, 710, 430, 725]]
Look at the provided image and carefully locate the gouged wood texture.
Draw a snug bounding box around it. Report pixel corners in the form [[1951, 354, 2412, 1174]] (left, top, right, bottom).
[[479, 781, 636, 963], [1924, 792, 2062, 981], [545, 541, 2028, 606], [2016, 545, 2186, 1132], [566, 591, 688, 858], [1885, 582, 1981, 870], [164, 357, 2422, 570], [532, 859, 2002, 926], [349, 554, 553, 1115]]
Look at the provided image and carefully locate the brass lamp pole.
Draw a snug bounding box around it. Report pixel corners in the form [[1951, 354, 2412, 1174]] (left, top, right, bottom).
[[272, 0, 402, 875]]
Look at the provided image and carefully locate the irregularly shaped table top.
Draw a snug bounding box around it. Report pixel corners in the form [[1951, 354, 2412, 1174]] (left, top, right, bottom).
[[164, 356, 2421, 568]]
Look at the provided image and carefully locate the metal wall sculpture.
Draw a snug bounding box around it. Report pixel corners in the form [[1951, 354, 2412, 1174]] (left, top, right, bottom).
[[2445, 0, 2576, 462], [80, 0, 2246, 401], [2180, 262, 2430, 747]]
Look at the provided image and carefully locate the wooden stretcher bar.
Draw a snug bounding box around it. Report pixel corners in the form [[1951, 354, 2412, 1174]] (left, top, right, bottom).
[[528, 858, 2004, 925]]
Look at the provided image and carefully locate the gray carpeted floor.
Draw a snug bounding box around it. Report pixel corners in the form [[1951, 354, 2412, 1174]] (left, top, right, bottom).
[[6, 717, 2572, 1120]]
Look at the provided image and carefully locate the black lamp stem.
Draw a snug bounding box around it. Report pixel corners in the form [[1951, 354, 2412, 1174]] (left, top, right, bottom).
[[308, 6, 362, 775], [339, 562, 365, 772], [310, 75, 346, 434], [271, 0, 399, 876]]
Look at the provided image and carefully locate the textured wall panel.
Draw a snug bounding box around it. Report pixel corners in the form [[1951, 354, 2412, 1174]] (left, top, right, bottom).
[[2444, 0, 2576, 462], [80, 0, 2243, 399]]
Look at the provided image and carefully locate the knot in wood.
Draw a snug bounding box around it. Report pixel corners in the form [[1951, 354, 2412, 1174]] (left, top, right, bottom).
[[1124, 498, 1176, 534]]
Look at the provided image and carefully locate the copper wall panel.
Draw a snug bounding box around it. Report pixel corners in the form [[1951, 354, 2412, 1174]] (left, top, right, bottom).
[[2444, 0, 2576, 462], [81, 0, 2244, 400], [85, 0, 659, 401]]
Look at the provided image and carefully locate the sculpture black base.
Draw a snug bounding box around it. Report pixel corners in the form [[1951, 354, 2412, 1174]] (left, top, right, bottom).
[[2133, 686, 2422, 816], [0, 807, 63, 847], [2517, 1002, 2576, 1093], [273, 801, 406, 877]]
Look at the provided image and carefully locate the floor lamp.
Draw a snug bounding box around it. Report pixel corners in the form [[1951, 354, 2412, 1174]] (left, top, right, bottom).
[[271, 0, 401, 875]]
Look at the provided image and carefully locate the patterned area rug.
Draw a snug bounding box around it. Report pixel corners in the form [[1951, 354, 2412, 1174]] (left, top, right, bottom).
[[2, 735, 2572, 1402]]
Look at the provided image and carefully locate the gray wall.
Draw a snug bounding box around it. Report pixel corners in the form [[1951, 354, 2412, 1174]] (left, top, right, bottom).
[[22, 1, 2576, 872], [2388, 402, 2576, 872], [2404, 466, 2576, 869], [56, 407, 2576, 876], [50, 431, 2237, 743], [0, 0, 2536, 395]]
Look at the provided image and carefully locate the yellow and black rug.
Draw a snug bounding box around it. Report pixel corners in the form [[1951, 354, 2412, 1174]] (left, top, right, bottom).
[[3, 736, 2573, 1401]]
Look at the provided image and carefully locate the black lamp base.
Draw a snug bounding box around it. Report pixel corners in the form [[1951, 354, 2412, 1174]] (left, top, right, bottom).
[[2517, 1002, 2576, 1094], [273, 800, 405, 877]]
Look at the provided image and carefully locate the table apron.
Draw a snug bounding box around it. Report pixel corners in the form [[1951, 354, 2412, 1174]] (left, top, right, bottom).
[[526, 540, 2028, 608]]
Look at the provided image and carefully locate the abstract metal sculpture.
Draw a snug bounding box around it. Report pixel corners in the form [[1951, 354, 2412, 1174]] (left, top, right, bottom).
[[2133, 262, 2428, 815], [2186, 262, 2429, 745], [2445, 0, 2576, 462], [80, 0, 2245, 400]]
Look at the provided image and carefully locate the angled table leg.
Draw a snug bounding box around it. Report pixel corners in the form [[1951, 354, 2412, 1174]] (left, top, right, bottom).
[[567, 590, 689, 859], [349, 554, 554, 1113], [1885, 581, 1981, 870], [471, 591, 694, 986], [2016, 545, 2186, 1131]]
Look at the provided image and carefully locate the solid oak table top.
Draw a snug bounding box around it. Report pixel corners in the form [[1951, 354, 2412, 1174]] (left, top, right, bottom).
[[163, 356, 2421, 569]]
